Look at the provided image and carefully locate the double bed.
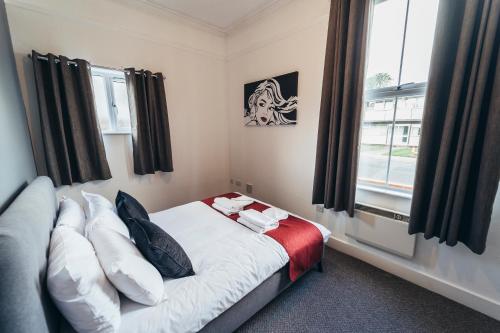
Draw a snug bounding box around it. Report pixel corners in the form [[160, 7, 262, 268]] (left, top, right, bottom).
[[0, 177, 330, 333]]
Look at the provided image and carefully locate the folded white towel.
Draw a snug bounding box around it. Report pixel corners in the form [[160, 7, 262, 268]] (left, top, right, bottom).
[[213, 197, 238, 210], [213, 196, 253, 212], [236, 217, 278, 234], [239, 209, 278, 228], [262, 207, 289, 221], [232, 197, 254, 207], [212, 203, 237, 216], [232, 195, 254, 203]]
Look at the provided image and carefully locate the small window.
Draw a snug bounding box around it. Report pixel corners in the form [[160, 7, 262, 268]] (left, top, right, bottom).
[[91, 67, 131, 134]]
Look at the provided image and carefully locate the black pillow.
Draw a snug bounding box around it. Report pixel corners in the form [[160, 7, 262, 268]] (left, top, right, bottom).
[[116, 190, 150, 225], [128, 217, 195, 278]]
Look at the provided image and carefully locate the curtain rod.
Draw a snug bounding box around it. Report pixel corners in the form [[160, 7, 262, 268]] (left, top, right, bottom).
[[28, 54, 166, 80]]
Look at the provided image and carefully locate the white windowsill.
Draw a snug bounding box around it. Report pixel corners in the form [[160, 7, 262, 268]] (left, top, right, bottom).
[[102, 131, 131, 135], [357, 184, 413, 200], [355, 185, 412, 217]]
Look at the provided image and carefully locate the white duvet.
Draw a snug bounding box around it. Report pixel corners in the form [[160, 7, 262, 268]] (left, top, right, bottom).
[[119, 200, 330, 333]]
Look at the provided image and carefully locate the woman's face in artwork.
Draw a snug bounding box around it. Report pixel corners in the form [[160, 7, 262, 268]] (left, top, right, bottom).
[[255, 91, 274, 125]]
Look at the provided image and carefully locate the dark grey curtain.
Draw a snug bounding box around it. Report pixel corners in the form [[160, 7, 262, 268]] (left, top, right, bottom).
[[125, 68, 173, 175], [409, 0, 500, 254], [312, 0, 370, 217], [31, 51, 111, 187]]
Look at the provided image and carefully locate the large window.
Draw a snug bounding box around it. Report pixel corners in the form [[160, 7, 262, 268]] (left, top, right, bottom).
[[91, 67, 131, 134], [358, 0, 439, 197]]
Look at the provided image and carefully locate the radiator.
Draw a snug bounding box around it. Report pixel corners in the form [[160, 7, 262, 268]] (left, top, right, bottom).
[[345, 205, 416, 258]]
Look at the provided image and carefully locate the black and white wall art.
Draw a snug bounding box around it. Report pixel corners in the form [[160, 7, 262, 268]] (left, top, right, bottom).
[[244, 71, 298, 126]]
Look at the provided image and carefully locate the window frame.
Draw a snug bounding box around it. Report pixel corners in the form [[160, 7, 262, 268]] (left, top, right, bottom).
[[359, 83, 427, 197], [357, 0, 436, 203], [91, 67, 131, 135]]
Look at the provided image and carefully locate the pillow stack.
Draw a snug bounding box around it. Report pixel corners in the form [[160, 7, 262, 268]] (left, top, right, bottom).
[[83, 192, 165, 306], [47, 190, 195, 333], [47, 198, 121, 333]]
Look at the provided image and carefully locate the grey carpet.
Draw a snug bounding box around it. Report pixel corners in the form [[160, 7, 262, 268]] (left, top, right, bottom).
[[236, 247, 500, 333]]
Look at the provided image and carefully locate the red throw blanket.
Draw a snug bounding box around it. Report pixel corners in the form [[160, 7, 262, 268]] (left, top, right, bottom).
[[201, 193, 323, 281]]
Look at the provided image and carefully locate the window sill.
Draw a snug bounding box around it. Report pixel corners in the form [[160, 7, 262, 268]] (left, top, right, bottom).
[[102, 131, 131, 136], [357, 184, 412, 200]]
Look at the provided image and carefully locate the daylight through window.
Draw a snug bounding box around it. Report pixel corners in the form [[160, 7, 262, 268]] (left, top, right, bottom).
[[357, 0, 439, 195], [91, 67, 131, 134]]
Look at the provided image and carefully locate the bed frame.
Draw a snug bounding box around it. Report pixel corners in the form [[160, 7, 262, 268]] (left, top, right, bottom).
[[200, 260, 323, 333], [0, 177, 323, 333]]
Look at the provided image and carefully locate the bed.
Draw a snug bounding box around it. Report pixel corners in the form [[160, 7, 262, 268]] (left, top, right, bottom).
[[0, 177, 330, 333]]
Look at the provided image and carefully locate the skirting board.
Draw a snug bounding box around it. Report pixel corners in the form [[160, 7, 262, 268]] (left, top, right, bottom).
[[326, 236, 500, 321]]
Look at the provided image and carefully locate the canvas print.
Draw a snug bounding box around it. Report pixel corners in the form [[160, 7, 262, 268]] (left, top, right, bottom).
[[244, 71, 298, 126]]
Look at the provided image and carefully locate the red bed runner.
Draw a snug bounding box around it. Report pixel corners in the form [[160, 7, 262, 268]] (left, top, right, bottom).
[[201, 193, 323, 281]]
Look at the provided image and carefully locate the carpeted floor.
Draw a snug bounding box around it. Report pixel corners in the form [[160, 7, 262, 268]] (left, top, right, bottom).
[[236, 247, 500, 333]]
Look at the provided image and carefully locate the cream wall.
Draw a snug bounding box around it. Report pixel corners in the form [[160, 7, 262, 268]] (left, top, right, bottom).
[[226, 0, 500, 320], [6, 0, 230, 213]]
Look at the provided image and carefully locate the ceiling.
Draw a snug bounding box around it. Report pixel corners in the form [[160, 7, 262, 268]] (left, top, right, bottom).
[[140, 0, 282, 32]]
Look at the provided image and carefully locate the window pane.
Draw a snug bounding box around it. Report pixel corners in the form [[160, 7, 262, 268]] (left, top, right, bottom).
[[363, 98, 395, 122], [112, 80, 131, 130], [358, 140, 391, 186], [386, 95, 425, 190], [399, 0, 439, 84], [358, 96, 396, 186], [358, 0, 437, 198], [92, 75, 111, 131], [365, 0, 407, 89]]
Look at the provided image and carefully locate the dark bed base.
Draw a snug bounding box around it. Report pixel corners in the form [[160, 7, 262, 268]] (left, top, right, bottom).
[[200, 259, 323, 333]]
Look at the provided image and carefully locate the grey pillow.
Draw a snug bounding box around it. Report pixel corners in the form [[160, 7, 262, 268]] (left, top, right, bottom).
[[128, 217, 195, 278]]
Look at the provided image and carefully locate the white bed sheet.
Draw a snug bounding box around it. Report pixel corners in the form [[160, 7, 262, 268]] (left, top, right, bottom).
[[119, 199, 331, 333]]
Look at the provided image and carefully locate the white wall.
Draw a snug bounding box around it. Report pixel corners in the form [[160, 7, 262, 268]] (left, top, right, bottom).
[[227, 0, 500, 320], [227, 0, 330, 217], [6, 0, 230, 213]]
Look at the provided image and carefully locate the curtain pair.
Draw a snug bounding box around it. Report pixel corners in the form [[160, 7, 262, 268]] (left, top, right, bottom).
[[313, 0, 499, 254], [31, 52, 173, 187]]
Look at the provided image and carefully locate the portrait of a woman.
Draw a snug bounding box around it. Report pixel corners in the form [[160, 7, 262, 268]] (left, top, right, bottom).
[[244, 72, 298, 126]]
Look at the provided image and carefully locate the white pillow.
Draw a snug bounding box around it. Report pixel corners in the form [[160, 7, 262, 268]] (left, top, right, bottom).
[[56, 198, 86, 235], [88, 225, 164, 306], [47, 227, 121, 333], [85, 209, 130, 239], [82, 191, 115, 219]]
